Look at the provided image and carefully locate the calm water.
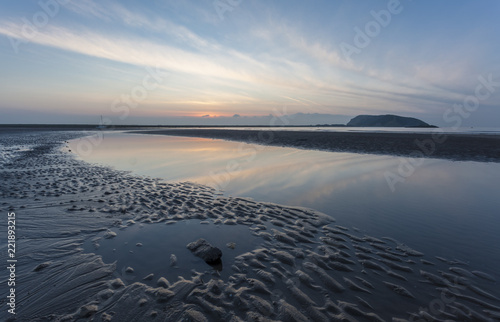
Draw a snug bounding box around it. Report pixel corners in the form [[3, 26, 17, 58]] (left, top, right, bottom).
[[84, 220, 261, 284], [70, 132, 500, 279]]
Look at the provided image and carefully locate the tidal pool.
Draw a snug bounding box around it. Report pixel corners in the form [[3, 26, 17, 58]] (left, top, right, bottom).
[[70, 132, 500, 284], [84, 220, 261, 285]]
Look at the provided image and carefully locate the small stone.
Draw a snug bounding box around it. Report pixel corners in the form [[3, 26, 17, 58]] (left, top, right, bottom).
[[186, 238, 222, 264], [170, 254, 177, 267]]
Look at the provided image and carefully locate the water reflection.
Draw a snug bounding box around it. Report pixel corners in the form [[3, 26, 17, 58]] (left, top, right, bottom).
[[70, 132, 500, 278], [84, 220, 256, 284]]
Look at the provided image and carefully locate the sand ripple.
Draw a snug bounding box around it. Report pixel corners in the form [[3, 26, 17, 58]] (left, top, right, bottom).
[[1, 131, 499, 321]]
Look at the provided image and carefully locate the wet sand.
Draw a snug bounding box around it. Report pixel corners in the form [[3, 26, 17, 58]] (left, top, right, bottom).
[[1, 130, 500, 321], [134, 128, 500, 162]]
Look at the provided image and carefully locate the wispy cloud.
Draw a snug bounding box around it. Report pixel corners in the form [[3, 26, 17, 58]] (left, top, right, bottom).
[[1, 0, 499, 125], [64, 0, 113, 21], [0, 17, 361, 107], [0, 21, 250, 81]]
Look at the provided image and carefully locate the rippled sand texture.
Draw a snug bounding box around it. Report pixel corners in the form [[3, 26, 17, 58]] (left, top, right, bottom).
[[1, 130, 499, 321]]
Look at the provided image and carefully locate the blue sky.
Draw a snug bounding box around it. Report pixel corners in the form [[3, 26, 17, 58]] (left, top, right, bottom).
[[0, 0, 499, 126]]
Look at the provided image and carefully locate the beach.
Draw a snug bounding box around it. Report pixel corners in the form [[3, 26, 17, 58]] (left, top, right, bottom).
[[1, 129, 500, 321], [4, 0, 500, 320]]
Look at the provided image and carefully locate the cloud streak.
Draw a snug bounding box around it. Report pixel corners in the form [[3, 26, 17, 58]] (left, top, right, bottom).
[[0, 0, 499, 125]]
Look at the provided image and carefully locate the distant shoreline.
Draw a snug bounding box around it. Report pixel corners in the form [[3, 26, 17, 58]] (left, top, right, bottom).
[[132, 128, 500, 163], [2, 126, 499, 162], [0, 124, 434, 129]]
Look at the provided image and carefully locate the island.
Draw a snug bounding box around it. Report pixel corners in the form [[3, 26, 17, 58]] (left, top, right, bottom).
[[346, 114, 436, 128]]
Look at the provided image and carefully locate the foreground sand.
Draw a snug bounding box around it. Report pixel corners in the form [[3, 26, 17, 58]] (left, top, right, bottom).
[[1, 130, 499, 321], [134, 129, 500, 163]]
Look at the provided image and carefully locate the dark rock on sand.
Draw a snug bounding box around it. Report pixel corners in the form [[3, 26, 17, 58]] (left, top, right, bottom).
[[187, 238, 222, 265]]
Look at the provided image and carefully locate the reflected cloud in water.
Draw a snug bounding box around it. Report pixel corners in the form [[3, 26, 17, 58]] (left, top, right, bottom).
[[70, 132, 500, 275]]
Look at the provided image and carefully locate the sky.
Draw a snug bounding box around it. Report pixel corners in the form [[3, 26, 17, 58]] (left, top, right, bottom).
[[0, 0, 499, 126]]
